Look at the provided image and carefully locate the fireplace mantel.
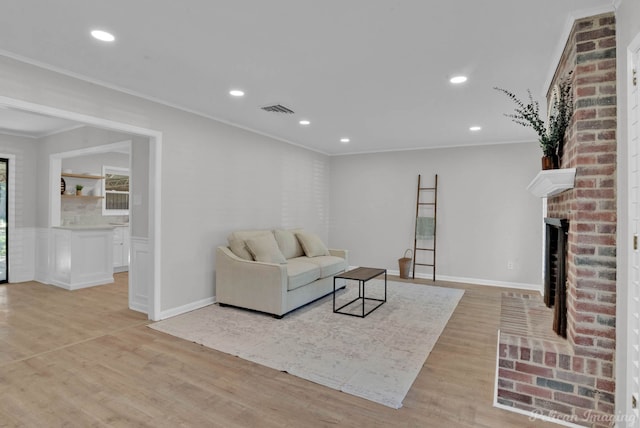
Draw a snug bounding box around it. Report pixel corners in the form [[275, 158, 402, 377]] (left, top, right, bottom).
[[526, 168, 576, 198]]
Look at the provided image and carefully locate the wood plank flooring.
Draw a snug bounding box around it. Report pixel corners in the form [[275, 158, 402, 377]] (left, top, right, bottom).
[[0, 274, 559, 427]]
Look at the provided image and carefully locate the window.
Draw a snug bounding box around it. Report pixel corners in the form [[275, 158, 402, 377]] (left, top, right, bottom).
[[102, 166, 129, 216]]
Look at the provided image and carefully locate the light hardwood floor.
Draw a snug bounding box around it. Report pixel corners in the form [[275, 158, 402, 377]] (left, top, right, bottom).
[[0, 274, 558, 427]]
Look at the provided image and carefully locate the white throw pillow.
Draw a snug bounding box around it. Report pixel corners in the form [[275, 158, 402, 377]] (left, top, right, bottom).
[[296, 232, 330, 257], [246, 234, 288, 264], [228, 238, 253, 260], [274, 228, 305, 259]]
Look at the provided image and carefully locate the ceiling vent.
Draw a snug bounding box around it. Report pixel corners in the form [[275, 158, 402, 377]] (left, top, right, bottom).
[[260, 104, 295, 114]]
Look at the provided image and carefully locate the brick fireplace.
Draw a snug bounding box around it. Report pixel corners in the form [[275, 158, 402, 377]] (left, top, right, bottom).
[[496, 13, 617, 427], [544, 218, 570, 338]]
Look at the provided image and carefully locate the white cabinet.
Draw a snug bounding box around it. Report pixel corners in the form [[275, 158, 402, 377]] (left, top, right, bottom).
[[50, 227, 114, 290], [113, 226, 130, 272]]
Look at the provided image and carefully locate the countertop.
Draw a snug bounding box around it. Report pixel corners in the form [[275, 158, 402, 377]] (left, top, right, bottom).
[[53, 225, 116, 230], [53, 224, 128, 230]]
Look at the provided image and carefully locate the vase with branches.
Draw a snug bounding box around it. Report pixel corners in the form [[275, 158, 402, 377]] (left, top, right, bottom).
[[495, 72, 573, 169]]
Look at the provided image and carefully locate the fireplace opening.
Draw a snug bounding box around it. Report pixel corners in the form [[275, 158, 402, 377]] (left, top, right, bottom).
[[544, 218, 569, 338]]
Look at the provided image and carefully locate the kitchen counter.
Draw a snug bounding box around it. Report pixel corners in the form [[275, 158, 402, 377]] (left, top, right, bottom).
[[50, 227, 114, 290], [54, 225, 116, 230]]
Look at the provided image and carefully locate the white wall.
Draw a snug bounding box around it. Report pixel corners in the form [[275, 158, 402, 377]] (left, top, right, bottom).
[[0, 134, 38, 281], [329, 142, 543, 288], [615, 0, 640, 420], [158, 123, 330, 310], [131, 138, 150, 239], [0, 134, 37, 227], [62, 151, 129, 177], [0, 55, 330, 313]]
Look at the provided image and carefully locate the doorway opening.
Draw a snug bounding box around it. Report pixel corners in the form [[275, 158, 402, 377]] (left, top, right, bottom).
[[0, 95, 162, 320]]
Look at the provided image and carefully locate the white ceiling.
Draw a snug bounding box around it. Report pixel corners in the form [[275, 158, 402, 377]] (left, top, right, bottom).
[[0, 0, 614, 154]]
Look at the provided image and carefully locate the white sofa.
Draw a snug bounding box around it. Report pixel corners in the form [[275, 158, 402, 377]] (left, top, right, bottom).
[[215, 228, 348, 317]]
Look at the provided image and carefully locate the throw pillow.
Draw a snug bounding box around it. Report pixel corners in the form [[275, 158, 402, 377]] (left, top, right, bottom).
[[274, 228, 305, 259], [296, 232, 330, 257], [246, 234, 288, 264], [228, 238, 253, 260]]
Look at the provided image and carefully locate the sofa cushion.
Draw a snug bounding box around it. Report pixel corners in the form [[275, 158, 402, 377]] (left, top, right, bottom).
[[228, 238, 253, 260], [227, 230, 272, 261], [296, 232, 330, 257], [245, 234, 287, 264], [296, 256, 346, 278], [286, 258, 321, 291], [274, 228, 305, 259]]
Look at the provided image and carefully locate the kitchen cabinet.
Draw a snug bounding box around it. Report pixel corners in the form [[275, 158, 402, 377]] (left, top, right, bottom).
[[50, 226, 114, 290], [113, 226, 130, 272]]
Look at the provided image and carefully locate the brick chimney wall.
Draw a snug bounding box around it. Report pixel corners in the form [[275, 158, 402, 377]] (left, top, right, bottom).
[[496, 13, 617, 426], [546, 13, 617, 365]]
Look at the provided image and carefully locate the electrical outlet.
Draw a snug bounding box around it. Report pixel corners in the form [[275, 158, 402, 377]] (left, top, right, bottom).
[[507, 261, 514, 270]]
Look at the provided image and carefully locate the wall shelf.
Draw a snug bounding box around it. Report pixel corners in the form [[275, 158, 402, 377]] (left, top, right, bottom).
[[62, 173, 104, 179], [527, 168, 576, 198]]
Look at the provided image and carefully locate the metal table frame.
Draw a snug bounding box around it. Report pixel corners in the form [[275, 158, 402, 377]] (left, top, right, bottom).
[[333, 267, 387, 318]]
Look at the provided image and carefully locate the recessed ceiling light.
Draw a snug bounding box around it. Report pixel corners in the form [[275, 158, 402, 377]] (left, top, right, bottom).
[[229, 89, 245, 97], [299, 120, 310, 125], [469, 126, 482, 131], [91, 30, 115, 42], [340, 138, 350, 143], [450, 75, 468, 84]]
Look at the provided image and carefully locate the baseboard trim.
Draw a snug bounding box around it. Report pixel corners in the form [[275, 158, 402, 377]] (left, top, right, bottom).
[[49, 277, 115, 291], [8, 273, 34, 283], [437, 274, 541, 292], [155, 271, 537, 316], [385, 269, 541, 292], [492, 401, 583, 428], [158, 296, 216, 320]]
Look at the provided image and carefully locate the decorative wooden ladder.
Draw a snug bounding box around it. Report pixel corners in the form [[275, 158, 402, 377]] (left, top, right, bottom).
[[412, 174, 438, 280]]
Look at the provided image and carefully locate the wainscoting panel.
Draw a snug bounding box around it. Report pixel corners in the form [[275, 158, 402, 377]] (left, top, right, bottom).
[[34, 227, 50, 284], [129, 236, 149, 314], [9, 226, 36, 283]]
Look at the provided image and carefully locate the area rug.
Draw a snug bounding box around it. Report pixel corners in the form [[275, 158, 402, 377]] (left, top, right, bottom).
[[149, 280, 464, 409]]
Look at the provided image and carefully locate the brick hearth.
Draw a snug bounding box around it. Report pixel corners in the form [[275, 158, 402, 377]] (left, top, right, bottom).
[[498, 293, 614, 422]]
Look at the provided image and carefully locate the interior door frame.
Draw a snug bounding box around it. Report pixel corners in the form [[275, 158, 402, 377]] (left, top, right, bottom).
[[0, 95, 163, 321], [622, 31, 640, 426], [0, 155, 13, 284], [0, 157, 8, 283]]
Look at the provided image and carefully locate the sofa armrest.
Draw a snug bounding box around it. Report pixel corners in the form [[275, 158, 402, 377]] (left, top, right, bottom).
[[215, 246, 288, 315], [329, 249, 349, 267]]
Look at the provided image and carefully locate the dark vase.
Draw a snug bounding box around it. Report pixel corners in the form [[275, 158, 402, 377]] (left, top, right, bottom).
[[541, 155, 558, 170]]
